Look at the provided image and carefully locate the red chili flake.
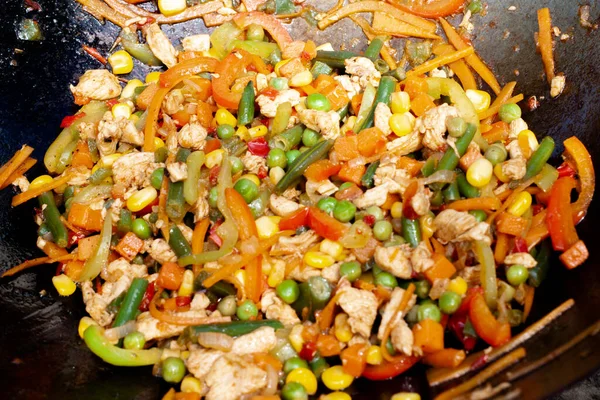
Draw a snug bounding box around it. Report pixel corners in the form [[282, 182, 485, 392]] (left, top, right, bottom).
[[512, 237, 528, 253], [471, 354, 489, 371], [532, 204, 543, 215], [557, 162, 576, 178], [55, 263, 65, 276], [24, 0, 42, 12], [300, 51, 311, 62], [207, 126, 217, 137], [299, 341, 317, 361], [259, 87, 279, 100], [139, 282, 156, 312], [105, 99, 119, 108], [206, 302, 218, 312], [345, 130, 356, 136], [209, 166, 220, 186], [247, 64, 258, 72], [363, 214, 376, 227], [176, 296, 192, 307], [95, 277, 103, 294], [68, 230, 87, 246], [82, 45, 107, 65], [260, 117, 270, 128], [247, 137, 270, 157], [60, 112, 86, 128], [257, 165, 268, 179]]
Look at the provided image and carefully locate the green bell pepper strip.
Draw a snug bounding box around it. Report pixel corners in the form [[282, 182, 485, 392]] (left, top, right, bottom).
[[89, 167, 112, 184], [473, 240, 497, 310], [435, 123, 477, 172], [237, 81, 255, 126], [112, 278, 148, 328], [401, 217, 422, 248], [275, 139, 334, 194], [269, 124, 304, 151], [457, 172, 481, 198], [183, 151, 205, 205], [169, 224, 193, 258], [84, 325, 162, 366], [230, 39, 279, 60], [353, 83, 377, 133], [117, 209, 133, 233], [78, 211, 113, 281], [354, 76, 396, 132], [310, 61, 333, 79], [528, 239, 551, 288], [38, 192, 68, 248], [166, 181, 185, 221], [361, 161, 380, 189], [364, 37, 385, 61], [120, 30, 163, 66], [55, 141, 78, 174], [292, 276, 332, 320], [523, 136, 555, 181], [184, 320, 284, 340], [315, 50, 360, 69]]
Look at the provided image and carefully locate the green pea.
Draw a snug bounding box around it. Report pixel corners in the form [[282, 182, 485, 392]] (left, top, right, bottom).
[[123, 331, 146, 350], [338, 182, 354, 191], [150, 168, 165, 190], [302, 128, 321, 147], [333, 200, 356, 222], [148, 212, 158, 224], [375, 271, 398, 289], [236, 299, 258, 320], [217, 295, 237, 316], [308, 353, 329, 378], [230, 156, 244, 174], [267, 148, 287, 169], [498, 103, 522, 123], [507, 264, 529, 286], [281, 382, 308, 400], [484, 142, 508, 166], [373, 220, 393, 241], [132, 219, 151, 240], [208, 187, 219, 208], [340, 261, 362, 282], [162, 357, 186, 383], [217, 124, 235, 140], [246, 24, 264, 41], [276, 279, 300, 304], [234, 178, 259, 203], [418, 302, 442, 322], [365, 205, 384, 221], [467, 0, 482, 14], [439, 291, 462, 314], [283, 357, 309, 375], [469, 209, 488, 222], [306, 93, 331, 112], [414, 279, 431, 299], [447, 116, 466, 138], [270, 77, 289, 91], [317, 197, 338, 214], [286, 150, 301, 166]]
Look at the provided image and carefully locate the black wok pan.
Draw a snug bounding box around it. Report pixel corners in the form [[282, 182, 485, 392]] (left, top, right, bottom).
[[0, 0, 599, 398]]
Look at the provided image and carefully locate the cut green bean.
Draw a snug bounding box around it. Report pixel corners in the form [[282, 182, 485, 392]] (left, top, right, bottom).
[[166, 181, 185, 220], [113, 277, 148, 328], [436, 123, 477, 172], [39, 192, 68, 248], [364, 37, 384, 61], [169, 224, 192, 257], [315, 50, 359, 69], [421, 157, 436, 177], [117, 209, 133, 233], [237, 81, 255, 126], [184, 151, 205, 205], [275, 139, 334, 194], [269, 124, 304, 151], [401, 216, 421, 248], [354, 76, 396, 132], [442, 180, 460, 202], [456, 172, 480, 198], [310, 60, 333, 79], [361, 161, 380, 189], [524, 136, 555, 180]]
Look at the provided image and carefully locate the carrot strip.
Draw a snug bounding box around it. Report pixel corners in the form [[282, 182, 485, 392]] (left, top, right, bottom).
[[486, 178, 535, 224], [0, 145, 34, 189], [0, 157, 37, 190], [157, 176, 170, 241], [537, 8, 555, 84], [439, 18, 501, 94], [221, 274, 247, 301], [447, 197, 500, 212], [192, 218, 210, 275], [523, 286, 535, 321], [369, 11, 442, 40], [406, 47, 474, 78], [423, 349, 466, 368], [432, 43, 477, 91], [350, 16, 398, 70], [12, 172, 73, 207], [494, 232, 510, 264], [318, 293, 340, 331], [2, 254, 76, 278], [481, 81, 516, 124], [150, 289, 232, 325], [381, 283, 415, 362], [479, 94, 524, 121]]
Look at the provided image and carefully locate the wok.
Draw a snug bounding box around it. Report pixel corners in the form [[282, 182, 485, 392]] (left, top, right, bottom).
[[0, 0, 599, 398]]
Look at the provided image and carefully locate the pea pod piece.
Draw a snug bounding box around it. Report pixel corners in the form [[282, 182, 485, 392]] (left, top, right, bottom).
[[528, 240, 551, 288], [275, 139, 334, 194], [436, 123, 477, 172], [361, 161, 380, 189], [523, 136, 555, 181], [237, 81, 255, 126], [169, 224, 192, 257], [315, 50, 360, 69], [39, 192, 68, 248], [354, 76, 396, 132], [184, 151, 205, 205], [184, 319, 284, 340], [84, 325, 162, 366], [456, 172, 480, 198], [112, 278, 148, 328], [401, 216, 421, 248]]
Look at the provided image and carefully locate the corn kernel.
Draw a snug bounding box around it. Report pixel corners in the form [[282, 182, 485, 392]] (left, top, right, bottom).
[[255, 216, 281, 240], [321, 393, 352, 400], [269, 166, 285, 185], [390, 201, 403, 219], [215, 108, 237, 126], [145, 71, 161, 83], [274, 59, 292, 76], [334, 250, 348, 262], [99, 153, 123, 168], [248, 124, 268, 139], [419, 213, 435, 240], [389, 113, 415, 137], [181, 350, 190, 360], [129, 113, 140, 123], [391, 393, 421, 400], [366, 345, 383, 365], [494, 162, 511, 183], [108, 50, 134, 75], [78, 317, 97, 339], [236, 125, 250, 141], [154, 137, 165, 149], [112, 103, 132, 120], [334, 313, 352, 343], [304, 251, 335, 269], [121, 78, 144, 99], [234, 269, 247, 288], [466, 158, 493, 188], [320, 239, 344, 259], [268, 259, 285, 287], [289, 324, 305, 353], [52, 274, 77, 296], [205, 149, 225, 169], [465, 89, 491, 113], [518, 129, 539, 152], [181, 376, 202, 394], [178, 270, 194, 297], [286, 368, 318, 395], [158, 0, 187, 16], [202, 48, 220, 59], [391, 91, 411, 114], [289, 70, 313, 87], [127, 187, 158, 212], [29, 175, 54, 190], [239, 173, 259, 187], [447, 277, 467, 296], [322, 366, 354, 390], [507, 191, 532, 217]]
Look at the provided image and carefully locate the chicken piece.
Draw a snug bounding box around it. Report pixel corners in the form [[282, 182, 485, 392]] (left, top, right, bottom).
[[167, 161, 188, 182], [270, 230, 319, 257], [411, 241, 434, 273], [429, 278, 449, 300], [334, 75, 361, 101], [506, 140, 524, 160], [78, 121, 97, 142], [415, 104, 459, 152], [459, 265, 480, 287], [374, 245, 413, 279], [112, 152, 163, 191], [501, 157, 526, 180], [345, 57, 381, 88], [149, 238, 177, 264], [101, 257, 147, 283], [298, 109, 341, 140], [145, 23, 178, 68], [70, 69, 121, 104], [508, 118, 528, 139], [12, 176, 29, 192], [231, 326, 278, 353], [81, 277, 131, 326], [162, 89, 185, 115], [256, 89, 301, 118], [411, 183, 430, 216], [268, 194, 301, 217], [377, 287, 417, 340], [504, 252, 538, 269], [352, 177, 403, 209], [348, 334, 369, 347], [391, 319, 415, 356], [97, 112, 144, 156], [336, 280, 378, 338], [204, 354, 267, 400], [550, 75, 566, 98], [287, 265, 322, 282], [186, 349, 224, 380], [193, 184, 210, 222], [374, 102, 392, 135], [434, 209, 492, 245], [66, 166, 92, 186], [241, 151, 267, 175], [282, 41, 306, 59], [386, 130, 423, 156], [260, 290, 301, 326], [178, 116, 207, 150], [177, 223, 194, 243], [374, 154, 412, 193], [305, 179, 338, 203], [321, 262, 341, 283], [181, 34, 210, 52]]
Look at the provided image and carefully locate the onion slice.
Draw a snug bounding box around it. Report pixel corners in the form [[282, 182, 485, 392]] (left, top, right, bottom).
[[196, 332, 234, 351]]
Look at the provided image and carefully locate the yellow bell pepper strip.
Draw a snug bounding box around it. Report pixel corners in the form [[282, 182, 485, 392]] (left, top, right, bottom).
[[432, 43, 477, 91], [233, 12, 293, 49], [83, 325, 162, 366], [546, 177, 579, 251], [389, 0, 466, 18], [468, 292, 511, 347], [77, 211, 112, 281]]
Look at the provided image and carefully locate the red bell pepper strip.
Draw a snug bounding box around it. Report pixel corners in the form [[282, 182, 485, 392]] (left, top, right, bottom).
[[362, 356, 420, 380], [557, 162, 576, 178], [279, 207, 309, 231], [307, 207, 349, 241], [389, 0, 466, 18], [468, 292, 511, 347], [247, 137, 270, 157], [82, 45, 107, 65], [233, 12, 293, 49], [60, 112, 86, 128], [546, 177, 579, 251]]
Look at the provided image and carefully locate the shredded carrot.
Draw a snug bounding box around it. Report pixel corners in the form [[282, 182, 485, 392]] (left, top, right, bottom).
[[432, 43, 477, 91], [537, 8, 555, 84], [486, 178, 535, 224], [12, 172, 73, 207], [406, 46, 474, 78], [439, 18, 501, 94], [192, 218, 210, 275], [381, 283, 415, 362], [523, 286, 535, 321], [2, 254, 76, 278], [157, 176, 170, 241], [318, 293, 340, 331], [0, 157, 37, 190], [494, 232, 510, 264], [350, 16, 398, 70], [150, 289, 231, 325], [479, 93, 524, 121], [447, 197, 500, 212], [481, 81, 516, 124], [0, 145, 34, 189], [369, 11, 442, 40]]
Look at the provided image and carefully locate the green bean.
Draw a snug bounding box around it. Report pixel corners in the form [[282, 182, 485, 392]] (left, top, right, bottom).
[[361, 161, 380, 189], [113, 277, 148, 328], [364, 37, 384, 61], [89, 167, 112, 184], [528, 239, 551, 287], [421, 156, 436, 177], [436, 123, 477, 172], [117, 209, 133, 233], [315, 50, 360, 69], [292, 276, 332, 320], [524, 136, 555, 180], [456, 172, 480, 198], [442, 180, 460, 202], [237, 81, 255, 126], [275, 139, 334, 194], [120, 30, 163, 66], [354, 76, 396, 132], [310, 60, 333, 79], [84, 325, 162, 366], [401, 216, 421, 248], [155, 146, 168, 163], [269, 124, 304, 151], [430, 190, 444, 207], [166, 181, 185, 220], [169, 224, 192, 257], [374, 59, 390, 74], [184, 320, 284, 340], [184, 151, 205, 205], [38, 192, 68, 248], [337, 102, 349, 120]]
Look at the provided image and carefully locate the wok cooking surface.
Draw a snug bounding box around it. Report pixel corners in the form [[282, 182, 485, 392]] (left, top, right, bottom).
[[0, 0, 599, 398]]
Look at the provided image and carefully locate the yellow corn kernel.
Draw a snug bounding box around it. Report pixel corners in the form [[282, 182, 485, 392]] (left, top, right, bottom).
[[261, 257, 273, 275], [447, 277, 468, 296], [286, 368, 318, 395], [465, 89, 491, 113], [236, 126, 250, 141], [145, 71, 161, 84], [239, 173, 260, 187], [78, 317, 97, 339], [121, 78, 144, 99], [340, 115, 357, 133], [248, 124, 268, 139], [320, 239, 344, 259], [181, 350, 190, 360], [289, 70, 313, 87], [215, 108, 237, 126], [99, 153, 123, 168], [154, 137, 165, 149], [178, 270, 194, 297], [466, 158, 493, 188], [158, 0, 187, 16], [112, 103, 132, 120], [205, 149, 225, 169], [366, 345, 383, 365], [390, 201, 403, 219], [334, 313, 352, 343], [494, 162, 511, 183], [129, 113, 140, 124], [389, 113, 415, 137], [289, 324, 305, 353], [321, 392, 352, 400], [390, 91, 411, 114], [234, 269, 247, 288], [267, 259, 285, 287], [255, 216, 281, 240], [304, 251, 335, 269], [322, 366, 354, 391], [52, 274, 77, 296], [269, 166, 285, 185], [391, 394, 421, 400], [518, 129, 539, 152], [108, 50, 134, 75], [334, 250, 348, 262], [507, 191, 532, 217], [127, 187, 158, 212], [419, 213, 435, 240], [29, 175, 54, 190], [274, 59, 292, 76], [181, 376, 202, 394]]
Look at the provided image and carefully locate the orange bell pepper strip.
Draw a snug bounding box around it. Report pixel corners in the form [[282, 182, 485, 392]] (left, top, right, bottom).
[[307, 206, 349, 241], [495, 212, 528, 237], [362, 356, 420, 380], [469, 292, 511, 347], [279, 207, 309, 231], [159, 57, 219, 89], [422, 348, 466, 368], [340, 343, 368, 377], [304, 159, 341, 182], [559, 240, 589, 270], [233, 12, 293, 49], [413, 319, 445, 353], [546, 177, 579, 251], [403, 77, 428, 99], [71, 141, 94, 169], [482, 121, 509, 144], [389, 0, 465, 18]]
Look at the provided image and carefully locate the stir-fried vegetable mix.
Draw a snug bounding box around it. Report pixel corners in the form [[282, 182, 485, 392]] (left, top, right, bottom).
[[2, 3, 595, 400]]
